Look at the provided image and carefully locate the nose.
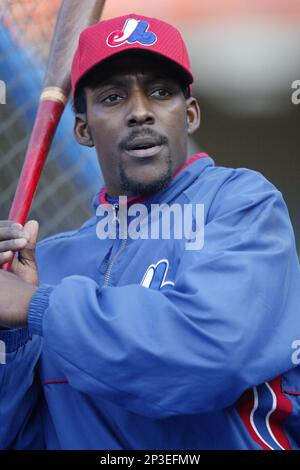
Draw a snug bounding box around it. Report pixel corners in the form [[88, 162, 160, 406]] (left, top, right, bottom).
[[126, 90, 155, 127]]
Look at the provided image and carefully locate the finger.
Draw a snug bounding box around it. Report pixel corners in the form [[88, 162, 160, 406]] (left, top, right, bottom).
[[0, 238, 28, 253], [0, 220, 22, 228], [23, 220, 39, 250], [0, 225, 30, 242], [18, 220, 39, 263], [0, 250, 13, 266]]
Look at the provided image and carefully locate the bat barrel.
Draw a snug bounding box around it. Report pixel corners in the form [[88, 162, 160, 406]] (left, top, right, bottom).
[[8, 88, 67, 225], [3, 89, 67, 271], [4, 0, 106, 272]]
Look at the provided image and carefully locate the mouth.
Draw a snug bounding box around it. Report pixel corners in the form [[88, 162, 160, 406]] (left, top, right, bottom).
[[124, 137, 164, 159], [125, 145, 163, 158]]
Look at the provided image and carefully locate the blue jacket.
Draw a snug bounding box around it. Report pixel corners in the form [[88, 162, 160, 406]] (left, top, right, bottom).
[[1, 153, 300, 450]]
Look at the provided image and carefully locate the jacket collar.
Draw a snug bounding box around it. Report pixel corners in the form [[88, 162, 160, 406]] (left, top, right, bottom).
[[93, 153, 214, 213]]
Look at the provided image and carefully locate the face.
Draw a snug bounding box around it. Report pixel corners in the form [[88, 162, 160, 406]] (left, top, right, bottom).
[[75, 53, 200, 198]]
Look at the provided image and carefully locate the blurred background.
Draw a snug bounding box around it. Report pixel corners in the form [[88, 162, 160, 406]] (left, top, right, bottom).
[[0, 0, 299, 250]]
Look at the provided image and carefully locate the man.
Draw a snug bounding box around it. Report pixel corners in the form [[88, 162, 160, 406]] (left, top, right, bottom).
[[0, 13, 300, 450]]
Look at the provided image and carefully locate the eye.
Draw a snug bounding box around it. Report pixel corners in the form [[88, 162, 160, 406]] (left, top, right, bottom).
[[150, 88, 171, 98], [102, 94, 123, 104]]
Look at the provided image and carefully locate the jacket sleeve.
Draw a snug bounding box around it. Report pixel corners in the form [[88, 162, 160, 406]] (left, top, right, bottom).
[[27, 170, 300, 418], [0, 329, 44, 449]]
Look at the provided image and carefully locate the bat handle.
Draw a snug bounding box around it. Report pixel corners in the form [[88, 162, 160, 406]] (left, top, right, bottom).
[[3, 87, 68, 271]]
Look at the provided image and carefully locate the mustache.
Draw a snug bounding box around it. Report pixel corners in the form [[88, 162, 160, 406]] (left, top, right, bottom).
[[118, 128, 168, 151]]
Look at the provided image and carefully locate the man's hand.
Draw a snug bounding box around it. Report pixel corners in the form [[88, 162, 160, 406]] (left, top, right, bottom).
[[0, 220, 39, 328], [0, 269, 37, 328], [0, 220, 39, 285]]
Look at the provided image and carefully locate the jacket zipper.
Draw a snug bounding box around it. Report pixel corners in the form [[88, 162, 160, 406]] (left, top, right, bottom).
[[103, 203, 128, 287]]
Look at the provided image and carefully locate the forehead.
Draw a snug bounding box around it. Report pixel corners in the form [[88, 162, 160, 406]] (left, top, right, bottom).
[[84, 52, 183, 89]]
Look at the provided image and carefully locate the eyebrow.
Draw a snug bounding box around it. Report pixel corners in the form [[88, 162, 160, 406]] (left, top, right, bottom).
[[90, 74, 179, 92]]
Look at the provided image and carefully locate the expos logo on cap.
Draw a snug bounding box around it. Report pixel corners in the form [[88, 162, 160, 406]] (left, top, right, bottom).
[[106, 18, 157, 48]]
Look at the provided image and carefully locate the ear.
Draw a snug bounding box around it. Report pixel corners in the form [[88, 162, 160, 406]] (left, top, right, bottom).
[[74, 114, 94, 147], [186, 97, 201, 135]]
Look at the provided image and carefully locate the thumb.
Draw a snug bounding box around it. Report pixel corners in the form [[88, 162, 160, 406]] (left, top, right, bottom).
[[18, 220, 39, 264]]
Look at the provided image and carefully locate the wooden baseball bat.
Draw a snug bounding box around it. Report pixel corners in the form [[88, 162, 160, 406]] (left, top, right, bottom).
[[4, 0, 106, 270]]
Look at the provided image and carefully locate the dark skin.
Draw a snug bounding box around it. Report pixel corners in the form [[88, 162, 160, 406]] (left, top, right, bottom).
[[0, 53, 200, 328], [74, 53, 200, 198], [0, 220, 38, 328]]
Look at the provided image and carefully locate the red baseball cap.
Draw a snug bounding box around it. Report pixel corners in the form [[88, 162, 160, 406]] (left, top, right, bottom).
[[71, 13, 193, 96]]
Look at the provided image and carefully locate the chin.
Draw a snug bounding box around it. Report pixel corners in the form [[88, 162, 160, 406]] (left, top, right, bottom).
[[120, 172, 172, 196], [119, 153, 173, 196]]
